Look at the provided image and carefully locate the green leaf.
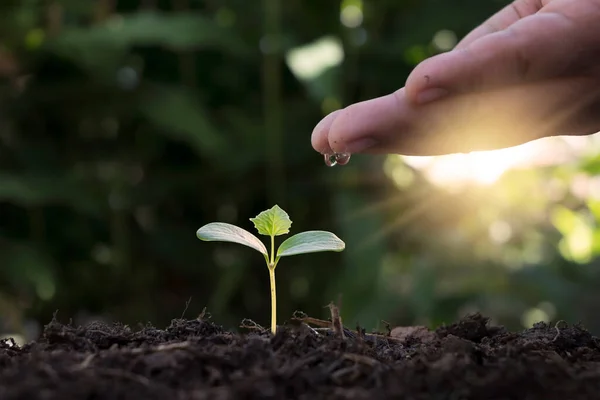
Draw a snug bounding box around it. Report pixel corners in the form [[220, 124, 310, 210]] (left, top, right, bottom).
[[139, 86, 227, 158], [277, 231, 345, 257], [46, 11, 247, 78], [196, 222, 267, 256], [0, 172, 101, 215], [249, 205, 292, 237]]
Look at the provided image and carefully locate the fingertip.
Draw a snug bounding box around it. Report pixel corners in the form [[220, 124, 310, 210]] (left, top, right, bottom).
[[327, 91, 408, 154], [311, 109, 341, 154]]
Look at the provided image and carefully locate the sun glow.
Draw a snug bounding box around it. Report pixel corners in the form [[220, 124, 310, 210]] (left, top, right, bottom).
[[401, 135, 600, 187]]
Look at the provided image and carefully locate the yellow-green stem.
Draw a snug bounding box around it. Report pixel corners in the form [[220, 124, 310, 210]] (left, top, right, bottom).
[[268, 266, 277, 334], [270, 235, 275, 265]]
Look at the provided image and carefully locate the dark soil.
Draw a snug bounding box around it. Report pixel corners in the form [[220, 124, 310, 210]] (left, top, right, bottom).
[[1, 313, 599, 400]]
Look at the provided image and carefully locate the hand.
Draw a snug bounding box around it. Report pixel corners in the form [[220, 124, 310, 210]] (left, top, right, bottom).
[[311, 0, 600, 156]]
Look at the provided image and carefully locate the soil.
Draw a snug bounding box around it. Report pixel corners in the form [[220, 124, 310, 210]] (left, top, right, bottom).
[[0, 312, 599, 400]]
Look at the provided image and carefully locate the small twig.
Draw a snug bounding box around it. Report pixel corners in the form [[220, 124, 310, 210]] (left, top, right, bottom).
[[198, 307, 211, 320], [181, 297, 192, 319], [239, 319, 265, 331], [292, 315, 331, 329], [381, 320, 392, 337], [553, 320, 568, 342], [292, 310, 307, 319], [129, 341, 191, 355], [292, 312, 403, 343], [327, 302, 345, 339], [300, 323, 321, 336], [356, 324, 365, 343]]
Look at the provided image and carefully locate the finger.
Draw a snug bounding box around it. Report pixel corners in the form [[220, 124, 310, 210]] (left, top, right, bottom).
[[318, 89, 411, 154], [311, 109, 342, 154], [321, 77, 600, 156], [454, 0, 545, 50], [406, 9, 590, 104]]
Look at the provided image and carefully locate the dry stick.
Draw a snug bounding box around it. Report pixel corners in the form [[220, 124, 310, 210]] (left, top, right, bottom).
[[293, 315, 331, 329], [381, 320, 392, 337], [328, 302, 345, 339], [239, 319, 265, 331], [129, 341, 192, 355], [198, 306, 210, 320], [291, 314, 403, 343], [181, 296, 192, 319], [552, 320, 568, 342]]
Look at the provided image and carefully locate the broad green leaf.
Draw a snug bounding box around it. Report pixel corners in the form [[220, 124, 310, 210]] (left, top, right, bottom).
[[50, 11, 245, 52], [0, 172, 100, 214], [277, 231, 345, 257], [139, 86, 227, 158], [197, 222, 267, 256], [46, 11, 247, 77], [250, 205, 292, 237]]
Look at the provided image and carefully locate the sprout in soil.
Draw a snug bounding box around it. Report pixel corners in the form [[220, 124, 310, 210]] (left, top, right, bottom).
[[196, 205, 345, 334]]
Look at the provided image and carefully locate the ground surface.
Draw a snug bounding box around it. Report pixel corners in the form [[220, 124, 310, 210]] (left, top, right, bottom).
[[0, 313, 598, 399]]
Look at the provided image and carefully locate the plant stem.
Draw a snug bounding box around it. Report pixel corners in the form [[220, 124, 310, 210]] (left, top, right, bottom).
[[268, 266, 277, 334], [268, 234, 277, 334], [270, 235, 275, 265]]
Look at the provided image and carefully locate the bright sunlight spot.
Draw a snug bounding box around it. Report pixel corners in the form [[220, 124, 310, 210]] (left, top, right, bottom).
[[432, 29, 457, 51], [285, 36, 344, 81], [402, 136, 600, 188], [489, 220, 513, 244], [340, 0, 363, 28], [0, 334, 25, 347], [521, 307, 550, 328], [340, 6, 363, 28]]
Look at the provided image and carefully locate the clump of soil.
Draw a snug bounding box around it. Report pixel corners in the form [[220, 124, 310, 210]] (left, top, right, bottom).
[[0, 313, 599, 399]]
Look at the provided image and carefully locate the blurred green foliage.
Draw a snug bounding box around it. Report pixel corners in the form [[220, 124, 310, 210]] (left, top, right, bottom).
[[2, 0, 600, 338]]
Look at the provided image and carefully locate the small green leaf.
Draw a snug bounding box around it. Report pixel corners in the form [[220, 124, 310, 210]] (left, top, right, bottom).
[[277, 231, 345, 257], [197, 222, 267, 256], [249, 205, 292, 237]]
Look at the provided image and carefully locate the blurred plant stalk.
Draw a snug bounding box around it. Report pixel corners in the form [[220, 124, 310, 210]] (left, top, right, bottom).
[[263, 0, 285, 205]]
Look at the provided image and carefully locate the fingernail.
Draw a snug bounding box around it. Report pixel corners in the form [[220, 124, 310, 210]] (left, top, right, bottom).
[[343, 138, 379, 154], [416, 88, 448, 104]]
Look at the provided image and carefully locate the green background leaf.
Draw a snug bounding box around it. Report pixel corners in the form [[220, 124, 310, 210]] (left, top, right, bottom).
[[277, 231, 345, 258], [197, 223, 267, 256], [250, 205, 292, 237]]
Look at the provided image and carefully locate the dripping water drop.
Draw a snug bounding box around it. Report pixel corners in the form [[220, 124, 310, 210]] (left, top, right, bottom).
[[324, 152, 351, 167]]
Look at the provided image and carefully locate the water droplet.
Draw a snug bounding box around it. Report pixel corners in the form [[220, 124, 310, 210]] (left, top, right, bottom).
[[335, 152, 351, 165], [324, 152, 351, 167], [324, 153, 337, 167]]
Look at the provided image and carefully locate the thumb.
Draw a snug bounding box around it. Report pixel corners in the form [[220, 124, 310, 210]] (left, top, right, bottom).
[[405, 8, 596, 104]]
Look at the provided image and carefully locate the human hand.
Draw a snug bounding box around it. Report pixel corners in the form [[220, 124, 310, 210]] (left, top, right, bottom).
[[311, 0, 600, 156]]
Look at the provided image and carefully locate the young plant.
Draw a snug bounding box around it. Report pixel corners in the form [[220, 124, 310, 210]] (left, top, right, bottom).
[[196, 205, 345, 334]]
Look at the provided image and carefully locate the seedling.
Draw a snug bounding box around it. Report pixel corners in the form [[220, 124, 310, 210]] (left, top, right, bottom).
[[196, 205, 345, 334]]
